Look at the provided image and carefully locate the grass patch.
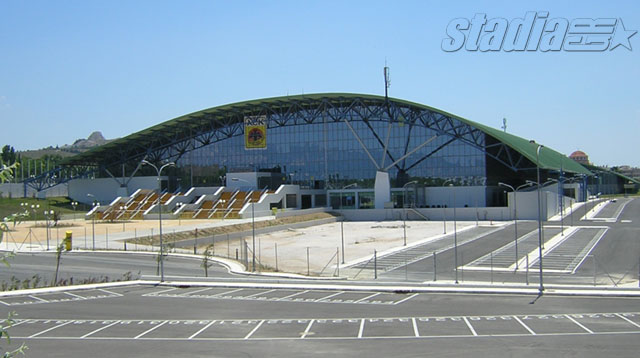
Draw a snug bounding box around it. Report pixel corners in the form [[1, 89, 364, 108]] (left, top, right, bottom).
[[0, 197, 89, 222]]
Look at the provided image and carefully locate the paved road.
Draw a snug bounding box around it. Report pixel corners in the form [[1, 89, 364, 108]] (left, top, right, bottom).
[[0, 252, 234, 286], [1, 283, 639, 357], [370, 198, 640, 286]]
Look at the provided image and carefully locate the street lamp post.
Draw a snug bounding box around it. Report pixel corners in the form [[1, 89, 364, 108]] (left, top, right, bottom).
[[142, 160, 175, 282], [442, 179, 452, 235], [71, 201, 78, 221], [498, 182, 534, 270], [231, 178, 256, 271], [450, 183, 458, 283], [339, 183, 357, 263], [30, 204, 40, 228], [530, 141, 545, 294], [44, 210, 54, 250], [402, 181, 418, 247]]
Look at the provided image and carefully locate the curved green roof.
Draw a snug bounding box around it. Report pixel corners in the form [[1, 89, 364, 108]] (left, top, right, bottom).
[[63, 93, 591, 175]]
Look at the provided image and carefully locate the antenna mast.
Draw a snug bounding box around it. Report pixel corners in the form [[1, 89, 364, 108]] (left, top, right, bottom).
[[384, 65, 390, 99], [502, 117, 507, 132]]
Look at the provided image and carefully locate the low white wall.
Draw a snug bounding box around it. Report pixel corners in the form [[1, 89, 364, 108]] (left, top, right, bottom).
[[339, 207, 510, 221], [0, 183, 68, 198], [68, 176, 161, 205]]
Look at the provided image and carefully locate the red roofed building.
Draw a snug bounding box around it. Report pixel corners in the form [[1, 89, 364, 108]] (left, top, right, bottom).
[[569, 150, 589, 165]]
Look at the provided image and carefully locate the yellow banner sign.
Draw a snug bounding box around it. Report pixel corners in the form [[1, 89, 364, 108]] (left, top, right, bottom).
[[244, 115, 267, 150]]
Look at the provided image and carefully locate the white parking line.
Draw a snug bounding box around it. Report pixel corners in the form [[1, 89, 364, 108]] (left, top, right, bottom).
[[244, 320, 264, 340], [244, 289, 276, 298], [514, 316, 536, 335], [134, 321, 167, 339], [354, 293, 380, 303], [411, 318, 419, 337], [565, 315, 593, 334], [188, 320, 217, 339], [393, 293, 418, 305], [300, 319, 315, 339], [147, 287, 178, 296], [615, 314, 640, 329], [28, 295, 48, 303], [357, 319, 365, 338], [211, 288, 245, 297], [99, 289, 122, 297], [81, 321, 120, 338], [64, 292, 87, 300], [179, 288, 213, 296], [277, 290, 308, 301], [0, 300, 10, 306], [316, 291, 344, 301], [462, 317, 478, 336], [29, 321, 73, 338]]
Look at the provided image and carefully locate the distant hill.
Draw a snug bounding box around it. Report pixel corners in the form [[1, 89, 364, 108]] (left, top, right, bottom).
[[20, 131, 114, 158]]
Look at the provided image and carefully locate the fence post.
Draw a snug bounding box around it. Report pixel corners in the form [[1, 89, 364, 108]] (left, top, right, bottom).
[[84, 227, 87, 249], [433, 251, 437, 281], [374, 249, 377, 279], [194, 228, 198, 255], [275, 243, 278, 272], [526, 255, 529, 285], [307, 247, 310, 276], [106, 227, 108, 250], [336, 247, 340, 277], [490, 252, 493, 284], [593, 255, 597, 286], [461, 253, 464, 282]]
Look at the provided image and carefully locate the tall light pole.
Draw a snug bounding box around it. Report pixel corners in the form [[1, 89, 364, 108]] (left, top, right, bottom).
[[87, 194, 98, 250], [142, 159, 175, 282], [402, 181, 418, 247], [499, 182, 534, 270], [442, 179, 452, 234], [232, 178, 256, 271], [71, 201, 78, 221], [530, 141, 544, 294], [339, 183, 357, 263], [450, 183, 459, 283]]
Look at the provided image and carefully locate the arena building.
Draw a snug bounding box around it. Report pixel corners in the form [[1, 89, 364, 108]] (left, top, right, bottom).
[[28, 93, 634, 220]]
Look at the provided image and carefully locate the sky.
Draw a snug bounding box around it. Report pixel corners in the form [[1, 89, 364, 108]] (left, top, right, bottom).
[[1, 0, 639, 167]]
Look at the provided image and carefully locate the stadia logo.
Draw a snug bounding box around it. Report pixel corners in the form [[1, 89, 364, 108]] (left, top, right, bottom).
[[441, 11, 637, 52]]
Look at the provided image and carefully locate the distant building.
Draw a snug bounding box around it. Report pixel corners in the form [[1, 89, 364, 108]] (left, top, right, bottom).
[[569, 150, 589, 165]]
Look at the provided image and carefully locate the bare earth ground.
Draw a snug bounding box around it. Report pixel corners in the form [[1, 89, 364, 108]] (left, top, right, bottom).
[[2, 214, 495, 276]]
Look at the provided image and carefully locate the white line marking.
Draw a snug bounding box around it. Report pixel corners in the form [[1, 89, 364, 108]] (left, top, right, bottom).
[[29, 320, 73, 338], [354, 293, 380, 304], [277, 290, 308, 301], [571, 228, 608, 274], [134, 321, 168, 339], [81, 321, 120, 338], [28, 295, 48, 303], [179, 288, 213, 296], [209, 288, 243, 297], [514, 316, 536, 335], [462, 317, 478, 336], [393, 293, 419, 305], [317, 291, 344, 301], [64, 292, 87, 300], [412, 318, 420, 337], [147, 287, 178, 296], [0, 300, 10, 306], [565, 315, 593, 334], [10, 319, 30, 328], [357, 319, 365, 338], [98, 288, 122, 297], [300, 319, 315, 339], [188, 320, 217, 339], [243, 320, 264, 340], [615, 314, 640, 329], [244, 289, 275, 298]]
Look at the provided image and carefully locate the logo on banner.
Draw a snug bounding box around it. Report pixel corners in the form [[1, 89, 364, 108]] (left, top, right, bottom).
[[441, 11, 636, 52], [244, 115, 267, 149]]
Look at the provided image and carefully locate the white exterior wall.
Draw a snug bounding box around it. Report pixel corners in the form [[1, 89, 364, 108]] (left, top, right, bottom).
[[0, 183, 68, 198], [68, 176, 160, 205]]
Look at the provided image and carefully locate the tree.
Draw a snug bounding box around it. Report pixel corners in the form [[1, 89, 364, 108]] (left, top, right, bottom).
[[0, 163, 27, 357], [0, 146, 16, 165]]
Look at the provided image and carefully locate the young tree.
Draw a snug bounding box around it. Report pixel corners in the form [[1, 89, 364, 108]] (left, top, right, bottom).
[[0, 163, 27, 357]]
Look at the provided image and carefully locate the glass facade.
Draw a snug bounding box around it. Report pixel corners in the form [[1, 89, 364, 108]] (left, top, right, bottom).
[[178, 114, 487, 190]]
